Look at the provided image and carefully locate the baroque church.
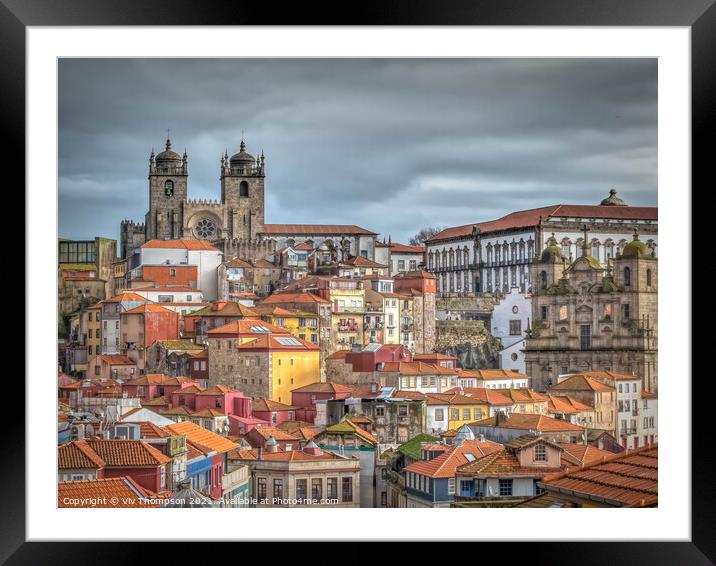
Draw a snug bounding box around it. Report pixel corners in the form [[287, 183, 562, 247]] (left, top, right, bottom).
[[121, 137, 378, 262], [524, 228, 658, 393]]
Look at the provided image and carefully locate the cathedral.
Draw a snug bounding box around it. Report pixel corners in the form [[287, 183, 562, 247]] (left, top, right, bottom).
[[121, 137, 378, 263], [121, 137, 272, 260]]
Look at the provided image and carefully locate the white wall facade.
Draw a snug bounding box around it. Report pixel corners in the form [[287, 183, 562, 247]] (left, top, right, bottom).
[[491, 286, 531, 374]]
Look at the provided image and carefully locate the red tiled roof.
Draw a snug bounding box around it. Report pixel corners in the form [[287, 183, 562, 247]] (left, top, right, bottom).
[[188, 301, 257, 318], [207, 319, 290, 336], [142, 239, 218, 251], [86, 439, 171, 466], [426, 393, 487, 406], [164, 421, 238, 454], [58, 477, 161, 508], [559, 443, 615, 467], [237, 335, 320, 351], [547, 395, 594, 414], [259, 292, 330, 304], [428, 204, 657, 243], [340, 256, 387, 268], [381, 361, 459, 376], [404, 439, 503, 478], [101, 292, 151, 304], [542, 446, 658, 507], [444, 387, 514, 406], [390, 243, 426, 254], [549, 374, 616, 393], [326, 350, 351, 360], [58, 440, 108, 469], [252, 398, 297, 412], [263, 224, 377, 236], [458, 369, 529, 380], [90, 355, 136, 366], [290, 381, 354, 394], [470, 413, 585, 432], [499, 388, 548, 403], [457, 447, 564, 478]]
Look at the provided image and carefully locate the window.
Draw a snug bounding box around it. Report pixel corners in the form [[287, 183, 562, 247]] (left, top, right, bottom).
[[311, 478, 322, 500], [499, 479, 513, 496], [375, 405, 385, 417], [409, 260, 417, 271], [341, 477, 353, 502], [398, 405, 408, 417], [295, 479, 308, 500], [534, 443, 547, 462], [435, 408, 444, 421], [257, 477, 267, 500], [398, 260, 405, 271], [327, 477, 338, 500], [462, 408, 471, 420], [239, 181, 249, 197], [646, 269, 652, 287], [381, 492, 387, 506], [622, 304, 631, 320], [540, 306, 548, 320], [540, 271, 547, 290], [509, 320, 521, 335], [164, 180, 174, 197], [273, 478, 283, 500], [580, 325, 591, 350], [451, 408, 460, 420], [624, 267, 631, 287]]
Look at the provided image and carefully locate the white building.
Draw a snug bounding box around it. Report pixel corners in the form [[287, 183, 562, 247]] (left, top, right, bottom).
[[388, 243, 426, 276], [129, 239, 222, 300], [425, 191, 657, 295], [490, 286, 531, 374], [457, 369, 529, 390], [131, 285, 204, 304], [614, 375, 658, 450]]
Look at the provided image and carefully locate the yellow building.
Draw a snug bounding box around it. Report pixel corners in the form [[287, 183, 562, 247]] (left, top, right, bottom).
[[207, 328, 321, 404], [328, 280, 365, 351], [501, 388, 549, 415], [426, 393, 491, 434], [83, 302, 103, 358], [250, 305, 320, 346]]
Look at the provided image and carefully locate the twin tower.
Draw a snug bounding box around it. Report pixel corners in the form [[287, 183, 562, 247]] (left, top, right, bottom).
[[121, 137, 267, 258]]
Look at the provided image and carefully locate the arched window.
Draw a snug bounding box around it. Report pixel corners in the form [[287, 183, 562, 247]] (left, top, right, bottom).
[[540, 271, 548, 290], [561, 239, 571, 256], [164, 180, 174, 197], [646, 268, 652, 287], [624, 267, 631, 287], [591, 240, 600, 260], [240, 181, 249, 197]]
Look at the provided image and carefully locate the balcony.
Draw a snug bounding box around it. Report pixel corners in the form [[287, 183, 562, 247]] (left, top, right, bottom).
[[222, 467, 248, 491], [335, 306, 365, 314], [338, 325, 359, 333]]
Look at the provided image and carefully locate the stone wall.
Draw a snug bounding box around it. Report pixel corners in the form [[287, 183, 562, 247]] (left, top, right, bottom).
[[435, 320, 501, 369]]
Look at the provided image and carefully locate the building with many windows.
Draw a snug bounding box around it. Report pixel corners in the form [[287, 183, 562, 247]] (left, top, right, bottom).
[[425, 191, 657, 296]]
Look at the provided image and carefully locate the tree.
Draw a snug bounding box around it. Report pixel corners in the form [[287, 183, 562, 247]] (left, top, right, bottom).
[[408, 226, 445, 246]]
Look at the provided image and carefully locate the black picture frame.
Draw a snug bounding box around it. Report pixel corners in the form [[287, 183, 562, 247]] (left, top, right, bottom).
[[6, 0, 704, 560]]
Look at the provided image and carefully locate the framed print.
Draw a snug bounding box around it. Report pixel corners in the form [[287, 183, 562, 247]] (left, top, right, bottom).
[[6, 0, 707, 560]]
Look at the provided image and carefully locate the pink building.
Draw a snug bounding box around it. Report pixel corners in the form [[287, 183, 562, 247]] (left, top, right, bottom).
[[121, 304, 180, 373], [87, 354, 138, 380], [290, 382, 354, 423], [121, 374, 199, 401], [251, 399, 296, 425]]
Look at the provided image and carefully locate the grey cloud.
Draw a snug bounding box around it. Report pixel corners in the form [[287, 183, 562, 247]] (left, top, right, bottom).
[[59, 58, 657, 243]]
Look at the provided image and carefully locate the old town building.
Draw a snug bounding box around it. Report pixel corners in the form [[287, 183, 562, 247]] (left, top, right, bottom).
[[524, 229, 658, 393], [425, 191, 657, 296]]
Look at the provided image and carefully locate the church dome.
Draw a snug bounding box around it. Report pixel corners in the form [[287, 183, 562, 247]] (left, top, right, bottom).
[[600, 189, 627, 206], [540, 234, 564, 263], [155, 138, 182, 162], [229, 140, 255, 165], [621, 230, 648, 259]]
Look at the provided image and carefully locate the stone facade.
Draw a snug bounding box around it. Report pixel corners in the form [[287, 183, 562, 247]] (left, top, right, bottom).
[[524, 231, 658, 393], [435, 319, 502, 369], [121, 137, 272, 262]]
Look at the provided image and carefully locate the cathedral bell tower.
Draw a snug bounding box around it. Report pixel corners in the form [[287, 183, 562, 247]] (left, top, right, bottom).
[[220, 139, 266, 240], [146, 136, 188, 240]]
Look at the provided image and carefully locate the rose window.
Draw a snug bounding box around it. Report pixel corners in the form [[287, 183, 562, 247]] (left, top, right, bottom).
[[196, 218, 217, 239]]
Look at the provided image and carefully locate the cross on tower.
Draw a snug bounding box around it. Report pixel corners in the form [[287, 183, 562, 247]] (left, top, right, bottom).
[[581, 224, 591, 254]]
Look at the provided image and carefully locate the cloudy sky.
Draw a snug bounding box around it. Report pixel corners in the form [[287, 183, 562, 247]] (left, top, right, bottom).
[[58, 58, 657, 243]]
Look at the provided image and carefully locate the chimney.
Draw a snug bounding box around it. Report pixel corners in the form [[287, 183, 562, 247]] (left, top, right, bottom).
[[479, 433, 485, 442], [265, 435, 279, 453], [257, 447, 263, 460]]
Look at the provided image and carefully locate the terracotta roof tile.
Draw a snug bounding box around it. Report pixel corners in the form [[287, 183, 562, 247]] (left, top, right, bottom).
[[58, 477, 161, 507], [141, 239, 218, 251], [263, 224, 377, 236], [404, 439, 503, 478], [164, 421, 238, 454], [542, 446, 658, 507], [470, 413, 585, 432], [428, 204, 657, 243], [252, 398, 296, 412]]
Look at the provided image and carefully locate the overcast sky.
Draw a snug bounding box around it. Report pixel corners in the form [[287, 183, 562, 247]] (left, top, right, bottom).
[[58, 58, 657, 244]]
